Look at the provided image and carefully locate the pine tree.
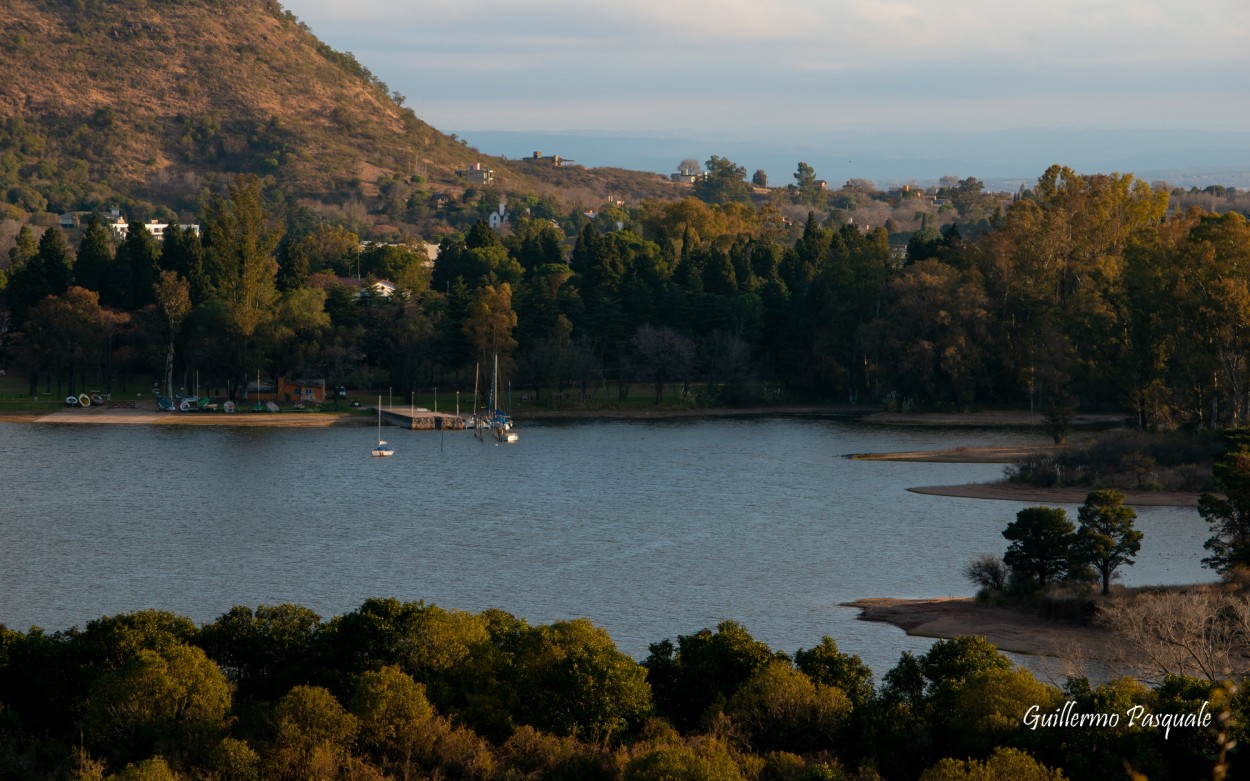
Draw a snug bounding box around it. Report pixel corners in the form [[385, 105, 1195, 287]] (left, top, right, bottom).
[[74, 215, 115, 297], [1073, 489, 1142, 595]]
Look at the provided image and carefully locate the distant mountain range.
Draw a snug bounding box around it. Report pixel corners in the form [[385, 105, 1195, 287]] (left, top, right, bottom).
[[457, 127, 1250, 191]]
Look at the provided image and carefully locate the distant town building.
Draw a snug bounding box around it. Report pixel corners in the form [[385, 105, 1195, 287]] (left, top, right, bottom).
[[108, 217, 200, 242], [523, 151, 572, 167], [356, 279, 397, 298], [277, 377, 326, 404], [488, 203, 509, 230], [670, 162, 703, 184], [456, 162, 494, 185]]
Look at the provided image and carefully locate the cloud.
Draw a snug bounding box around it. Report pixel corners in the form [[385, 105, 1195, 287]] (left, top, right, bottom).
[[280, 0, 1250, 133]]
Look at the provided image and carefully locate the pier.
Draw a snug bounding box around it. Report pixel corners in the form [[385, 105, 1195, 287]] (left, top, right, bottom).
[[377, 406, 467, 430]]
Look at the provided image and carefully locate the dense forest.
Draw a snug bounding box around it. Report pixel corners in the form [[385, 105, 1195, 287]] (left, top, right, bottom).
[[0, 599, 1241, 780], [2, 164, 1250, 436]]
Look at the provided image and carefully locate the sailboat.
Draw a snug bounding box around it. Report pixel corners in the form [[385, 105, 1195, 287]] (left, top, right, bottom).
[[469, 362, 485, 438], [489, 353, 518, 443], [372, 396, 394, 457]]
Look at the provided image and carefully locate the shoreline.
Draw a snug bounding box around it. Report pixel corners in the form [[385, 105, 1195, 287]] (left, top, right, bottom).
[[907, 481, 1200, 507], [846, 597, 1113, 660], [1, 406, 1128, 428], [8, 408, 367, 426]]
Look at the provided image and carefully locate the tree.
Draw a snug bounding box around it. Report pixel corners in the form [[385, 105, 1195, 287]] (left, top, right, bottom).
[[153, 272, 191, 400], [200, 175, 282, 395], [1002, 507, 1075, 589], [877, 259, 989, 406], [22, 287, 127, 396], [752, 169, 768, 188], [963, 554, 1009, 593], [726, 661, 850, 753], [624, 739, 744, 781], [7, 227, 74, 326], [115, 222, 162, 309], [792, 161, 823, 206], [359, 243, 427, 283], [632, 324, 697, 404], [462, 283, 518, 380], [1073, 489, 1142, 594], [643, 620, 783, 732], [513, 619, 651, 741], [111, 756, 184, 781], [269, 686, 358, 780], [161, 224, 207, 303], [792, 636, 874, 709], [37, 225, 74, 296], [197, 603, 322, 701], [693, 155, 751, 205], [1200, 431, 1250, 575], [350, 665, 440, 779], [84, 644, 230, 765], [3, 228, 43, 326], [920, 747, 1067, 781], [1100, 590, 1250, 682], [74, 215, 115, 298]]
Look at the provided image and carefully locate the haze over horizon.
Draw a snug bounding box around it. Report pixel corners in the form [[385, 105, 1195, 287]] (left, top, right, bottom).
[[279, 0, 1250, 185]]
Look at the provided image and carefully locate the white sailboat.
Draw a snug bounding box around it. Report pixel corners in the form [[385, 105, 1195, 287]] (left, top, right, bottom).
[[372, 396, 394, 457], [469, 362, 485, 439], [489, 353, 518, 443]]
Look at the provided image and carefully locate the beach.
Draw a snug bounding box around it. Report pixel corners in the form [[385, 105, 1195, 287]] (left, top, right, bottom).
[[8, 407, 363, 426], [847, 597, 1114, 662]]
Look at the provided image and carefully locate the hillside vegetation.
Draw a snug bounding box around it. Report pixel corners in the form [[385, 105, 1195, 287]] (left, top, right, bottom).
[[0, 0, 676, 236]]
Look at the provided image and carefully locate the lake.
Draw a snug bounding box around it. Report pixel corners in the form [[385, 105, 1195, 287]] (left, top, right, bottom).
[[0, 416, 1215, 678]]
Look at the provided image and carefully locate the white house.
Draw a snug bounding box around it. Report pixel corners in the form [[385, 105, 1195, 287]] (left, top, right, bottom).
[[356, 279, 397, 298], [488, 203, 509, 230], [109, 218, 200, 242]]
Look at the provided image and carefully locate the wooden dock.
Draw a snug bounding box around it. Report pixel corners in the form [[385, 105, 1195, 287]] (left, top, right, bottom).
[[377, 406, 467, 431]]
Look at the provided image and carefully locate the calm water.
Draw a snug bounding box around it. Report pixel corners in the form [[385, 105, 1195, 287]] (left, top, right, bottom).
[[0, 417, 1214, 678]]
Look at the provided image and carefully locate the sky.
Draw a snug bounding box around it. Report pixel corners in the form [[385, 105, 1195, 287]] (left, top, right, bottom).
[[278, 0, 1250, 138]]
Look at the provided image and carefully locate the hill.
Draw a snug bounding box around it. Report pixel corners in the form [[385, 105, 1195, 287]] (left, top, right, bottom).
[[0, 0, 679, 238]]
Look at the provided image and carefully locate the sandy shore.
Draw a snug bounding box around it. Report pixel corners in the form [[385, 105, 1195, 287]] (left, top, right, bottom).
[[862, 410, 1127, 428], [514, 405, 865, 420], [908, 481, 1200, 507], [849, 444, 1057, 463], [847, 597, 1113, 660], [25, 407, 364, 426]]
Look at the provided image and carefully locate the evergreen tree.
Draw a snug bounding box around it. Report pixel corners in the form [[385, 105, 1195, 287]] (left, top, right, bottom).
[[1002, 506, 1075, 589], [8, 224, 37, 269], [4, 226, 45, 324], [37, 226, 74, 296], [160, 224, 207, 304], [73, 215, 115, 298], [115, 222, 161, 309], [276, 235, 311, 291], [1073, 489, 1143, 595], [1200, 430, 1250, 574]]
